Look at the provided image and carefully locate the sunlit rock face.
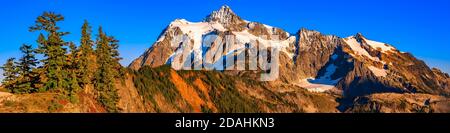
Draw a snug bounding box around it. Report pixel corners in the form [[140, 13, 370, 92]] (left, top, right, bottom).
[[129, 5, 450, 99]]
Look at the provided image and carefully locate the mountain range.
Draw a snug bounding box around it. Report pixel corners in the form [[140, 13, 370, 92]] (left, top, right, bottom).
[[127, 5, 450, 112], [1, 5, 449, 113]]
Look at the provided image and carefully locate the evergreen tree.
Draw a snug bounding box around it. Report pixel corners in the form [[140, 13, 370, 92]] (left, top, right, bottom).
[[15, 44, 39, 93], [1, 58, 18, 92], [67, 42, 81, 94], [78, 20, 95, 87], [29, 12, 69, 92], [94, 27, 119, 112], [108, 36, 124, 78], [35, 33, 47, 56], [33, 33, 47, 92]]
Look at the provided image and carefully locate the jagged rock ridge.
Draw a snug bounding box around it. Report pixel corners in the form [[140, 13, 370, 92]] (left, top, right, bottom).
[[129, 5, 450, 100]]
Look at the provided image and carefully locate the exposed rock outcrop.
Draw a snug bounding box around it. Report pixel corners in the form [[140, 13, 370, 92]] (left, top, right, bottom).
[[129, 5, 450, 110]]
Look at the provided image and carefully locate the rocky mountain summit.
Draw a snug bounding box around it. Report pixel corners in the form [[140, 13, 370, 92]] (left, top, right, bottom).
[[1, 5, 448, 113], [130, 5, 450, 100]]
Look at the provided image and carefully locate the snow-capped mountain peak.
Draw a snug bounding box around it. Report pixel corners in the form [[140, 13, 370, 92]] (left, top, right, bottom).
[[342, 33, 397, 63], [352, 33, 396, 53], [204, 5, 245, 28], [129, 5, 450, 99]]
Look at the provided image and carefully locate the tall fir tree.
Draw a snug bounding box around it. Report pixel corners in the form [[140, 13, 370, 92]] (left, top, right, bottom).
[[67, 42, 81, 94], [94, 27, 119, 112], [78, 20, 95, 87], [15, 44, 39, 93], [29, 12, 69, 92], [108, 36, 124, 78], [1, 58, 18, 92]]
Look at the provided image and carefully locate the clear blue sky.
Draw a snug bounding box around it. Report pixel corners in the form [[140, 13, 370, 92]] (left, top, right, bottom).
[[1, 0, 450, 80]]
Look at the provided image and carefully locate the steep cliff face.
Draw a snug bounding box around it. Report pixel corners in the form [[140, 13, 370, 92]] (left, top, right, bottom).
[[204, 5, 247, 31], [293, 29, 340, 79], [333, 34, 450, 98], [115, 73, 147, 112], [129, 6, 296, 72], [129, 26, 183, 70]]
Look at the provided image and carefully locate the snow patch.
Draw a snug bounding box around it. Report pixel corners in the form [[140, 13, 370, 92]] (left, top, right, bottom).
[[365, 39, 394, 52], [343, 37, 378, 61], [343, 36, 396, 62], [295, 64, 341, 93], [234, 30, 295, 59], [263, 24, 274, 34], [165, 19, 295, 69], [211, 22, 226, 31], [296, 78, 340, 93], [168, 19, 230, 64], [368, 66, 387, 77], [156, 35, 166, 42], [263, 24, 273, 29]]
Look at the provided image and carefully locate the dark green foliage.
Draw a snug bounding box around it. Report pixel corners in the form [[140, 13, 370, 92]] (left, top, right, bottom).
[[94, 27, 120, 112], [1, 12, 125, 112], [1, 58, 18, 91], [29, 12, 70, 92], [108, 36, 125, 78], [35, 33, 47, 54], [1, 44, 39, 94], [48, 97, 64, 112], [14, 44, 39, 93], [67, 42, 81, 94], [201, 105, 213, 113], [132, 66, 261, 113], [132, 66, 181, 112], [78, 20, 95, 87], [201, 71, 260, 113], [17, 44, 38, 78]]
